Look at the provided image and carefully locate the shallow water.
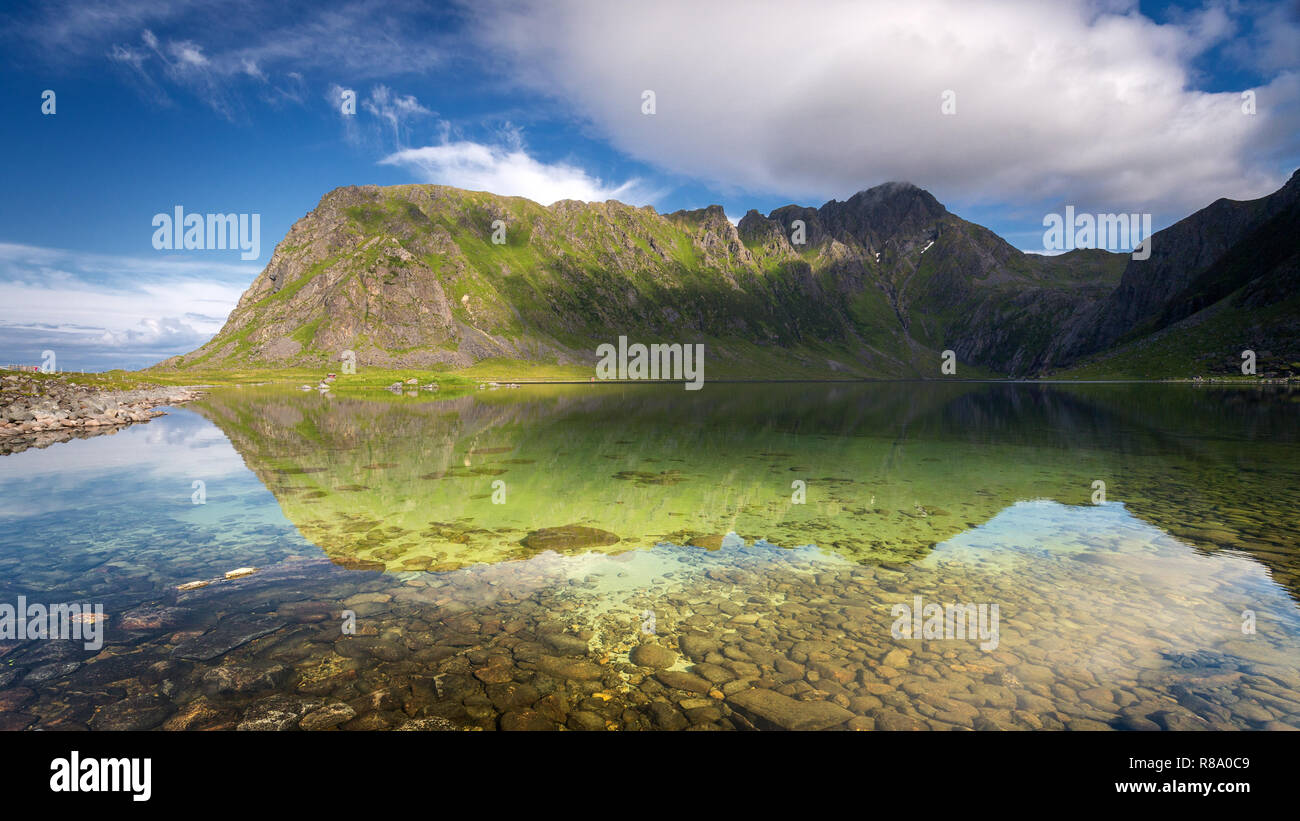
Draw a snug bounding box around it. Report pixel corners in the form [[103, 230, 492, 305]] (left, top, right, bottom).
[[0, 382, 1297, 730]]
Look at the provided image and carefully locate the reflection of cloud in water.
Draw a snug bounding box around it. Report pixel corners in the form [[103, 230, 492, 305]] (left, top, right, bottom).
[[919, 500, 1300, 683], [433, 534, 849, 604], [0, 408, 254, 519]]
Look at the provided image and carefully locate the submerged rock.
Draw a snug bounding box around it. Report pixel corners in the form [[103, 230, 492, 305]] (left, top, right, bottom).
[[0, 687, 36, 711], [534, 655, 604, 681], [521, 525, 620, 552], [0, 712, 37, 731], [89, 694, 175, 731], [567, 710, 607, 731], [629, 643, 677, 669], [541, 631, 590, 656], [728, 688, 854, 731], [236, 695, 324, 731], [396, 717, 461, 731], [171, 613, 287, 661], [162, 697, 228, 731], [500, 710, 556, 731], [655, 670, 713, 694], [687, 534, 725, 550], [120, 604, 191, 631], [202, 663, 291, 695], [678, 633, 719, 659], [22, 661, 80, 685], [299, 702, 357, 731]]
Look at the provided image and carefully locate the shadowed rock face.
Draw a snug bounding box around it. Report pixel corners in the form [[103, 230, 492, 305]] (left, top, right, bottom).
[[1044, 169, 1300, 370]]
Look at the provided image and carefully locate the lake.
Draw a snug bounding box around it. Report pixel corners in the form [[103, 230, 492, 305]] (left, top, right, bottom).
[[1, 381, 1297, 730]]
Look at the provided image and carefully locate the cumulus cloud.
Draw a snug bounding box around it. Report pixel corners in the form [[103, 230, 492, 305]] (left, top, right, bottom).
[[380, 131, 659, 205], [98, 316, 208, 349], [467, 0, 1300, 215], [0, 244, 253, 370]]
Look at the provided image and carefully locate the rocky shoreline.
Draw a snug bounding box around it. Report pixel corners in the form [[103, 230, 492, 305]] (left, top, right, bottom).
[[0, 373, 201, 455]]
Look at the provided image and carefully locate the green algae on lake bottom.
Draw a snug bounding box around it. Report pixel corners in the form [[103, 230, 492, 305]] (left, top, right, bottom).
[[0, 381, 1296, 731], [192, 382, 1300, 593]]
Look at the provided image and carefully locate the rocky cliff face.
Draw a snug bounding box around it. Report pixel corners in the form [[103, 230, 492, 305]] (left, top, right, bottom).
[[1045, 170, 1300, 368], [1041, 170, 1300, 376], [162, 173, 1298, 378]]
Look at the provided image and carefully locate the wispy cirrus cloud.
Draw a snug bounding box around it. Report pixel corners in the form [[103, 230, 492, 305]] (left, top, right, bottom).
[[364, 84, 434, 147], [12, 0, 449, 118], [328, 83, 435, 149]]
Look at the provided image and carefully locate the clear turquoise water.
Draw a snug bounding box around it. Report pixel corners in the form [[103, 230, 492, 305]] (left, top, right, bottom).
[[0, 382, 1297, 730]]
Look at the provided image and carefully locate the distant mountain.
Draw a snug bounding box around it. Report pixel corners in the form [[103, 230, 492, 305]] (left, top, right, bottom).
[[160, 171, 1299, 378]]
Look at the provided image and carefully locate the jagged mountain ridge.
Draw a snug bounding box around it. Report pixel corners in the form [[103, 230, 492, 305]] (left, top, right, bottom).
[[162, 172, 1299, 378]]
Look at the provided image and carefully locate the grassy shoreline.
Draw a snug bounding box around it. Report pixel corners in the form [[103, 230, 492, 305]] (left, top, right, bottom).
[[9, 365, 1293, 392]]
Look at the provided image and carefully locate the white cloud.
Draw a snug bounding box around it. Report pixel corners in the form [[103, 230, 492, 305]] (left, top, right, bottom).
[[99, 316, 207, 348], [366, 87, 429, 117], [380, 134, 659, 205], [0, 244, 253, 369], [326, 84, 437, 151], [468, 0, 1300, 215], [0, 412, 254, 503], [363, 85, 432, 141], [168, 39, 208, 66]]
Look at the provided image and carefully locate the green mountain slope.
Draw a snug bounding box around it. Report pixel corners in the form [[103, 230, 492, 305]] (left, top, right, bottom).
[[159, 173, 1297, 379]]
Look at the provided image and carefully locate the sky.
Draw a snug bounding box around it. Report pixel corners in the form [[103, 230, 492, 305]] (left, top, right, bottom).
[[0, 0, 1296, 370]]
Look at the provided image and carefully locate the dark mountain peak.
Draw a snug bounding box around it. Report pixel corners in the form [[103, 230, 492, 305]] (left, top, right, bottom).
[[761, 204, 827, 246], [666, 203, 731, 228], [736, 208, 774, 237], [849, 180, 924, 199], [838, 181, 945, 216], [807, 181, 947, 248]]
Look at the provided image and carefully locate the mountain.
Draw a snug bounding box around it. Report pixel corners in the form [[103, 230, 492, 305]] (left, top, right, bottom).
[[160, 172, 1299, 379], [1050, 169, 1300, 377]]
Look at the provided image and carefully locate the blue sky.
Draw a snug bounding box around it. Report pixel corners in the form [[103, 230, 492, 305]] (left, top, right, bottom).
[[1, 0, 1296, 370]]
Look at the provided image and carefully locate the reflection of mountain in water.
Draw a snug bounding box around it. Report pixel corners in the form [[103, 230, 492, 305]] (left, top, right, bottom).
[[193, 383, 1300, 597]]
